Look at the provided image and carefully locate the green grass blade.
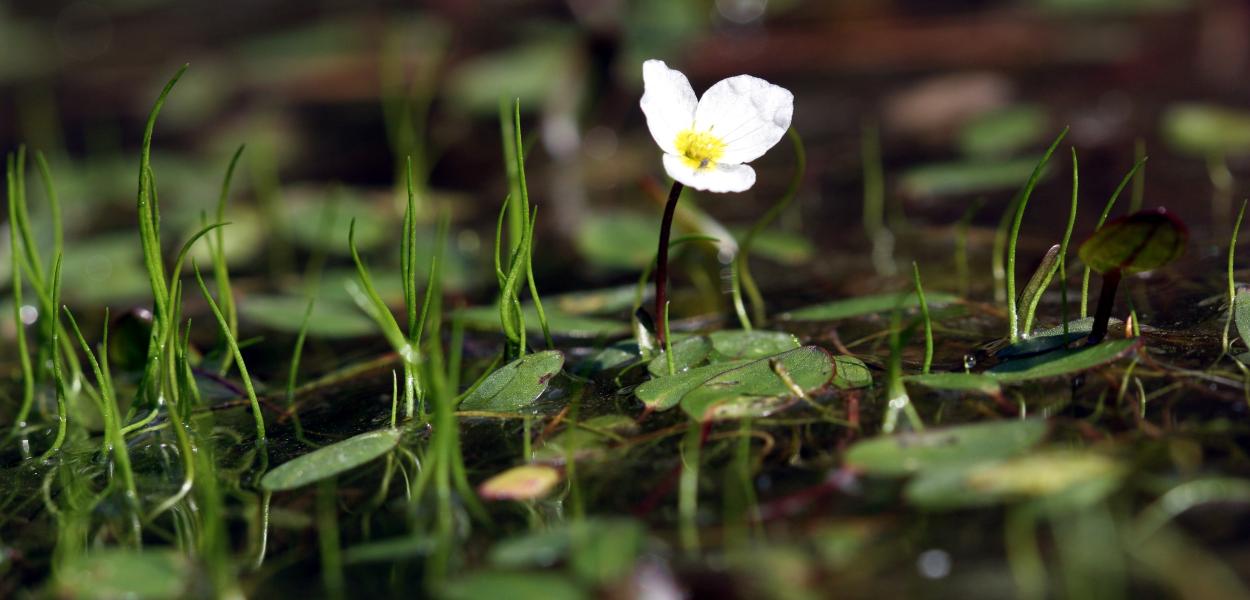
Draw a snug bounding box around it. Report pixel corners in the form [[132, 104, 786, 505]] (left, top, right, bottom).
[[286, 298, 317, 446], [33, 151, 62, 275], [213, 145, 245, 375], [523, 207, 553, 349], [192, 262, 267, 444], [403, 156, 419, 340], [62, 307, 140, 542], [346, 219, 413, 362], [1006, 127, 1068, 342], [912, 262, 933, 374], [7, 159, 35, 433], [137, 65, 189, 323], [1224, 200, 1248, 353], [39, 255, 68, 459], [169, 222, 230, 300]]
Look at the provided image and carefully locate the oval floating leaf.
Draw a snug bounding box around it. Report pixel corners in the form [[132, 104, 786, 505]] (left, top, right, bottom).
[[680, 347, 835, 420], [261, 428, 401, 491], [905, 450, 1124, 512], [708, 330, 801, 361], [833, 355, 874, 389], [647, 335, 713, 376], [479, 464, 562, 501], [691, 394, 799, 421], [459, 351, 564, 411], [781, 291, 959, 322], [903, 372, 1001, 396], [846, 419, 1048, 476], [899, 157, 1047, 197], [987, 338, 1139, 382], [1162, 103, 1250, 157], [1078, 208, 1187, 275], [959, 105, 1049, 157], [636, 359, 754, 412], [240, 294, 378, 338]]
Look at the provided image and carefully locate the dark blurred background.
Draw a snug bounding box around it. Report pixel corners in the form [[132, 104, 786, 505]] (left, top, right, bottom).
[[1, 0, 1248, 309]]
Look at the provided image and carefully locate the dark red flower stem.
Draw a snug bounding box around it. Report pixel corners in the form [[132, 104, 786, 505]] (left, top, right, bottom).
[[1087, 268, 1122, 345], [654, 181, 685, 348]]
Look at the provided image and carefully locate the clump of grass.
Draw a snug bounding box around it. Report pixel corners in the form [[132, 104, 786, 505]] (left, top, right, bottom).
[[1004, 127, 1067, 342], [210, 145, 246, 375], [493, 100, 552, 357], [1019, 148, 1080, 337], [881, 306, 923, 434], [345, 158, 447, 421], [62, 308, 141, 545], [193, 263, 266, 443]]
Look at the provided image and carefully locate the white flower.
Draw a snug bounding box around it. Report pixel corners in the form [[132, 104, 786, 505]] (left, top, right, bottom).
[[640, 59, 794, 193]]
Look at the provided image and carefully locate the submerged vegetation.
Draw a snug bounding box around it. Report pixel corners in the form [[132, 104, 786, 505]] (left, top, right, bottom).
[[3, 31, 1250, 600]]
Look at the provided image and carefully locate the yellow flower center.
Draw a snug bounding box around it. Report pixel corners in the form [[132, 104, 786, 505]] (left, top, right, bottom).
[[673, 129, 726, 171]]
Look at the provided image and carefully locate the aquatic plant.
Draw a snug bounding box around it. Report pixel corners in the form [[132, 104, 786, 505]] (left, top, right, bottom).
[[639, 59, 793, 344]]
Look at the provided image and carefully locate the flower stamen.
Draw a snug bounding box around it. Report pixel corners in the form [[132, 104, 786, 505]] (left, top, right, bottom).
[[674, 129, 726, 171]]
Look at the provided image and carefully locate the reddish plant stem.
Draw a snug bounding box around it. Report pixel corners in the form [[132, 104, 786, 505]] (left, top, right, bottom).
[[1088, 269, 1122, 345], [654, 181, 685, 347]]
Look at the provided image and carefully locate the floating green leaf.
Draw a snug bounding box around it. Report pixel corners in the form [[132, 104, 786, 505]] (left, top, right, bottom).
[[459, 351, 564, 411], [239, 294, 377, 338], [575, 212, 659, 270], [905, 450, 1124, 512], [846, 419, 1048, 476], [446, 36, 577, 115], [647, 335, 712, 376], [730, 226, 815, 264], [680, 347, 835, 420], [958, 105, 1049, 158], [60, 234, 151, 303], [1078, 208, 1187, 275], [636, 359, 753, 412], [55, 550, 190, 599], [832, 355, 874, 389], [261, 429, 402, 491], [550, 284, 646, 316], [987, 338, 1139, 382], [996, 319, 1094, 358], [899, 157, 1048, 197], [780, 291, 959, 322], [903, 372, 1001, 396], [1162, 103, 1250, 157], [708, 330, 800, 361]]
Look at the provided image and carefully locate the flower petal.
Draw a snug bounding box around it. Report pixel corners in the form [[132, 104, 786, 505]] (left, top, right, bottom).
[[663, 154, 756, 193], [640, 60, 698, 155], [693, 75, 793, 164]]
